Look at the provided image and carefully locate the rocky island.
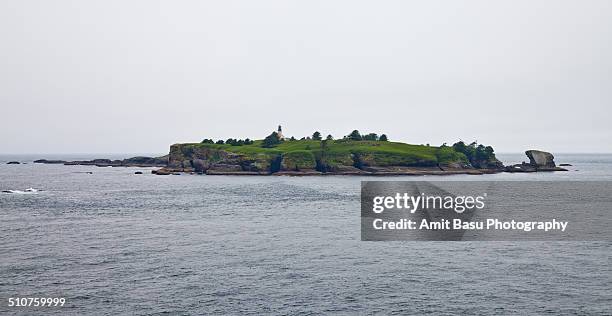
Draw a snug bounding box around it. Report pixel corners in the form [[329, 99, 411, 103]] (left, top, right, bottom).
[[31, 127, 568, 176], [33, 156, 168, 168], [505, 150, 568, 172], [154, 127, 505, 176]]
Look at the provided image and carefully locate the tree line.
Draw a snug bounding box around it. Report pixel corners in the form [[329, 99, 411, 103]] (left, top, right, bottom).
[[201, 138, 254, 146], [262, 130, 390, 148], [201, 131, 496, 162], [449, 141, 496, 162], [203, 130, 390, 148]]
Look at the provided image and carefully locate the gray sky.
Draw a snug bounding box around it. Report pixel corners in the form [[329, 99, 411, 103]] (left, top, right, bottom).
[[1, 0, 610, 154]]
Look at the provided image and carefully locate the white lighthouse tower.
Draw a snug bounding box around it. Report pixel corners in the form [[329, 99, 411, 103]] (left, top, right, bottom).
[[276, 125, 285, 140]]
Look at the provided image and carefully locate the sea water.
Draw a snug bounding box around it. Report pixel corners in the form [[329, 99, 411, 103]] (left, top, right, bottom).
[[1, 154, 611, 315]]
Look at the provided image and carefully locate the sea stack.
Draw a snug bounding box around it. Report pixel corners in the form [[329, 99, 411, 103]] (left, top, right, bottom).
[[506, 150, 568, 172]]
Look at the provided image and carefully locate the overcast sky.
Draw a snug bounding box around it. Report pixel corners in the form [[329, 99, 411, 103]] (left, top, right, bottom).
[[1, 0, 610, 154]]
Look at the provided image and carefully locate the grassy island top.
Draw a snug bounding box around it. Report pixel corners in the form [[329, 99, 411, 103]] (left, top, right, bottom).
[[174, 129, 499, 169], [187, 139, 462, 165]]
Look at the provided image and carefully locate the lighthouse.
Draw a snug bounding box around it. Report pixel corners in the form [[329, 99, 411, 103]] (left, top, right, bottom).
[[277, 125, 285, 140]]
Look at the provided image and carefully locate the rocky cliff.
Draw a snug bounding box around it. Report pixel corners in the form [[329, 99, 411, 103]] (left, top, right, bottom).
[[166, 143, 275, 174], [155, 141, 504, 176]]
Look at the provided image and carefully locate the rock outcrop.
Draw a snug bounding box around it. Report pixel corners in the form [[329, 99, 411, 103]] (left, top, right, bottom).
[[34, 155, 168, 167], [470, 157, 504, 170], [504, 163, 538, 173], [506, 150, 567, 172], [152, 169, 172, 175], [121, 156, 168, 167], [164, 143, 273, 175], [33, 159, 66, 164], [526, 150, 556, 168], [526, 150, 567, 171]]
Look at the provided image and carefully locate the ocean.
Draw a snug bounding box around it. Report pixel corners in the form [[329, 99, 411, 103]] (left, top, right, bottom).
[[1, 153, 611, 315]]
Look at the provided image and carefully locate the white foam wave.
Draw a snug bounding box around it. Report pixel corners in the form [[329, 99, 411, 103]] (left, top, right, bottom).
[[2, 188, 42, 194]]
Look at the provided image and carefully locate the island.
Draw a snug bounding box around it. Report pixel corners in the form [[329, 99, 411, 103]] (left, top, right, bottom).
[[155, 126, 504, 176], [30, 126, 568, 176]]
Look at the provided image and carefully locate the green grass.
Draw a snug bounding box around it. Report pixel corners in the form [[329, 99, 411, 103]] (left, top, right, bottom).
[[179, 139, 468, 168], [281, 150, 316, 170]]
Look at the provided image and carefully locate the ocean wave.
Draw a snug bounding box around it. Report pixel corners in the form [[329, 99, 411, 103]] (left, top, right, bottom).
[[1, 188, 41, 194]]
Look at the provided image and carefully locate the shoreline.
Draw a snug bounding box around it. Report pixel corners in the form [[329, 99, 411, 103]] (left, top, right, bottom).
[[22, 150, 569, 176], [151, 166, 569, 176]]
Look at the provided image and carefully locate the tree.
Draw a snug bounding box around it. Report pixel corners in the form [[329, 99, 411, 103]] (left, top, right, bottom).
[[201, 139, 214, 144], [326, 134, 333, 140], [244, 138, 254, 145], [216, 140, 224, 144], [452, 141, 470, 159], [347, 130, 362, 141], [474, 144, 496, 161], [379, 134, 388, 141], [262, 132, 282, 148], [290, 136, 296, 141], [312, 131, 322, 140], [452, 141, 496, 163], [363, 133, 378, 141]]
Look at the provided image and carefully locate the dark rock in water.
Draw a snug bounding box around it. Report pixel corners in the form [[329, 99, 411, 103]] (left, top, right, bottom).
[[506, 150, 567, 172], [93, 159, 112, 164], [121, 156, 168, 167], [35, 155, 168, 167], [34, 159, 67, 164], [505, 163, 537, 173], [526, 150, 567, 171], [134, 171, 143, 174], [526, 150, 557, 168], [559, 163, 572, 166], [152, 168, 172, 175], [6, 161, 20, 164]]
